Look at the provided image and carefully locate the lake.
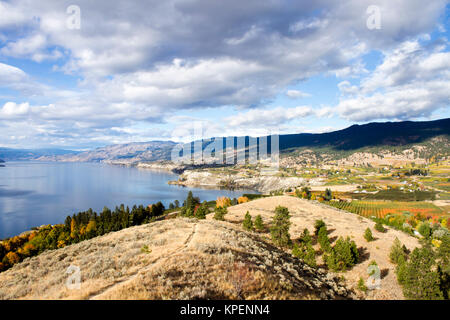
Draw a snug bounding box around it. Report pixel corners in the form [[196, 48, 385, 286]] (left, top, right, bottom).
[[0, 161, 255, 239]]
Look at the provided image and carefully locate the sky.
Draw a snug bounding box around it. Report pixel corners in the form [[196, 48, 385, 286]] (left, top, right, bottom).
[[0, 0, 449, 150]]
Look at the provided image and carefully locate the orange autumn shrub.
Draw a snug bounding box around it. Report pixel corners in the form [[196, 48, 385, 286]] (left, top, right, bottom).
[[3, 251, 20, 266], [238, 196, 249, 204]]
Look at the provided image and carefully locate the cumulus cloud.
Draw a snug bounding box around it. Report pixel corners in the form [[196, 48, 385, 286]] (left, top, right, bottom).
[[0, 0, 448, 147], [1, 33, 63, 62], [336, 38, 450, 121], [0, 102, 30, 118], [226, 106, 314, 127]]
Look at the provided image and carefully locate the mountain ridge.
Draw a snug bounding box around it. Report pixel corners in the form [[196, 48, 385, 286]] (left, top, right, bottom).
[[2, 118, 449, 163]]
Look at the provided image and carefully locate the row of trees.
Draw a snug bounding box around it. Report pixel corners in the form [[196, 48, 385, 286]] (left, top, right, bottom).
[[295, 187, 333, 201], [391, 236, 449, 299], [0, 202, 165, 272]]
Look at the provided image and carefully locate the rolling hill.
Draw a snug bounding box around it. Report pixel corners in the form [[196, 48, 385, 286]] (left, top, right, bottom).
[[0, 217, 351, 300]]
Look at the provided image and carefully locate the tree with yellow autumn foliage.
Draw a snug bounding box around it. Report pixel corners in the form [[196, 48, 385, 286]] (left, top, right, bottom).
[[216, 196, 231, 208]]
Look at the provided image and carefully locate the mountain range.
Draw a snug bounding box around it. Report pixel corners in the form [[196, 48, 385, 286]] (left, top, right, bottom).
[[1, 118, 448, 163]]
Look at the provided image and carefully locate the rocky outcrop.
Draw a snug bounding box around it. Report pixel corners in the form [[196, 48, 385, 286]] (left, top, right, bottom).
[[169, 169, 324, 193]]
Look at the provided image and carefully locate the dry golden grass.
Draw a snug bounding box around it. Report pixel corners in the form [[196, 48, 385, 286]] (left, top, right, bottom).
[[0, 216, 350, 300], [221, 196, 421, 300]]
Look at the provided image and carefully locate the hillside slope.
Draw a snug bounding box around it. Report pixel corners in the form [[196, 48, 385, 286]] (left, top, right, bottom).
[[0, 148, 78, 161], [37, 141, 176, 163], [280, 118, 450, 151], [0, 218, 350, 300], [221, 196, 421, 300]]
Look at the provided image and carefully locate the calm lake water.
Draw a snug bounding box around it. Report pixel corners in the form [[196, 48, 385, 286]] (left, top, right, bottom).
[[0, 161, 255, 239]]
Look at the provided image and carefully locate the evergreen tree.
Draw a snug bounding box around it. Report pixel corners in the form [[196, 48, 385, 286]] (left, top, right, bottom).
[[292, 242, 316, 268], [243, 211, 253, 231], [318, 226, 331, 252], [323, 188, 332, 201], [213, 206, 227, 221], [270, 206, 291, 247], [254, 215, 264, 231], [399, 242, 444, 300], [364, 228, 374, 242], [195, 202, 208, 219], [325, 237, 359, 271], [314, 220, 326, 236]]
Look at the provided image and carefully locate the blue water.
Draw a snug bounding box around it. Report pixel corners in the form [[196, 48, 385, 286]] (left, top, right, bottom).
[[0, 161, 255, 239]]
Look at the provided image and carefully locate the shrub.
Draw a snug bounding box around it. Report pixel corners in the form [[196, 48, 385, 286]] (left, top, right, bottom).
[[292, 242, 316, 268], [299, 228, 312, 245], [398, 243, 444, 300], [141, 245, 152, 254], [389, 237, 408, 264], [318, 226, 331, 253], [323, 188, 332, 201], [270, 206, 291, 247], [374, 222, 386, 233], [364, 228, 374, 242], [238, 196, 249, 204], [301, 187, 312, 200], [213, 206, 227, 221], [325, 237, 359, 272], [195, 202, 208, 219], [254, 215, 264, 231], [358, 277, 367, 293], [432, 228, 448, 240], [314, 220, 326, 236], [418, 222, 432, 239], [242, 211, 253, 231]]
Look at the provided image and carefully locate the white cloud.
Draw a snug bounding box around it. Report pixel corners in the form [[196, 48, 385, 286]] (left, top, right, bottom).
[[336, 39, 450, 121], [0, 0, 448, 147], [0, 62, 27, 85], [226, 106, 313, 127], [0, 1, 27, 28], [286, 90, 311, 99], [0, 102, 30, 118]]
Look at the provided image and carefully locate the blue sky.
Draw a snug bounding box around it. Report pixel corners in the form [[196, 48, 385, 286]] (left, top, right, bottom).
[[0, 0, 449, 150]]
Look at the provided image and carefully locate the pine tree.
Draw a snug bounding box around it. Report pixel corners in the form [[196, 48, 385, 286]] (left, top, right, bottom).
[[270, 206, 291, 247], [254, 215, 264, 231], [323, 188, 332, 201], [195, 202, 208, 219], [325, 237, 359, 271], [292, 242, 316, 267], [318, 226, 331, 252], [214, 206, 227, 221], [243, 211, 253, 231], [314, 220, 326, 236], [389, 237, 407, 264], [400, 243, 444, 300], [364, 228, 374, 242]]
